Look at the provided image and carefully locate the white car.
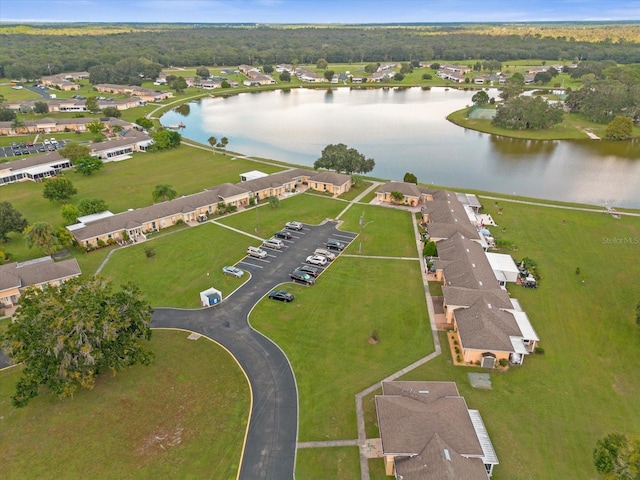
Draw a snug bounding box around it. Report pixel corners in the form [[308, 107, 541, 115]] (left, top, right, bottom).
[[313, 248, 336, 261], [306, 255, 327, 266], [247, 246, 268, 259], [285, 221, 304, 231]]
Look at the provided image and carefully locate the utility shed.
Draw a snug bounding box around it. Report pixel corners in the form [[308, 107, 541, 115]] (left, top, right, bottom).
[[486, 252, 519, 284], [200, 287, 222, 307]]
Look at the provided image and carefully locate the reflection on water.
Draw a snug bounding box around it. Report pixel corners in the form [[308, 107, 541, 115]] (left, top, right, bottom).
[[173, 104, 190, 117], [161, 87, 640, 208]]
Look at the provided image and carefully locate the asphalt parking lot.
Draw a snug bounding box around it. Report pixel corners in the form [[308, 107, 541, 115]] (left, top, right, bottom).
[[0, 139, 68, 158], [151, 220, 358, 479]]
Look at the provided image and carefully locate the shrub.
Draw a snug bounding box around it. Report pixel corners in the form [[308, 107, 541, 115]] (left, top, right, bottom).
[[144, 247, 155, 259], [96, 238, 106, 248], [454, 347, 460, 354], [453, 340, 458, 345], [456, 355, 462, 363], [499, 358, 509, 367], [534, 346, 545, 355]]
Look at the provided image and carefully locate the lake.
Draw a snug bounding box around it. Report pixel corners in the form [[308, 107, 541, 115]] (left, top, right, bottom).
[[160, 87, 640, 208]]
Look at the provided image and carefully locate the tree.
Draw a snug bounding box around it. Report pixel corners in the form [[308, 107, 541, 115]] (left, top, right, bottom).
[[23, 222, 60, 255], [390, 191, 404, 203], [279, 71, 291, 82], [0, 277, 153, 407], [34, 101, 49, 114], [314, 143, 375, 174], [0, 108, 16, 121], [400, 62, 413, 75], [422, 73, 433, 80], [423, 240, 438, 257], [492, 96, 564, 130], [42, 178, 77, 203], [196, 66, 210, 78], [472, 90, 490, 106], [534, 71, 553, 84], [102, 106, 121, 118], [269, 196, 280, 208], [499, 72, 525, 100], [208, 136, 217, 154], [218, 136, 229, 152], [403, 172, 418, 184], [605, 116, 634, 140], [135, 117, 153, 130], [87, 120, 105, 135], [394, 73, 405, 81], [59, 143, 91, 162], [263, 65, 274, 74], [351, 174, 363, 186], [152, 184, 177, 203], [316, 58, 328, 70], [85, 96, 100, 113], [150, 129, 181, 150], [78, 197, 109, 216], [0, 202, 28, 242], [323, 70, 335, 81], [593, 433, 640, 479], [11, 117, 25, 134], [75, 156, 104, 176], [61, 203, 80, 225], [169, 76, 188, 92]]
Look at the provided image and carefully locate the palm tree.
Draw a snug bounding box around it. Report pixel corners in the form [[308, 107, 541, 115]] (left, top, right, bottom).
[[207, 136, 217, 155], [220, 137, 229, 149], [152, 184, 177, 203], [11, 118, 25, 135]]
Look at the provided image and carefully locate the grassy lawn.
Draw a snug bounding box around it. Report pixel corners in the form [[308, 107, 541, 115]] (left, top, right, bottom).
[[251, 254, 432, 442], [217, 193, 347, 236], [98, 222, 251, 308], [0, 329, 250, 480], [296, 447, 361, 479]]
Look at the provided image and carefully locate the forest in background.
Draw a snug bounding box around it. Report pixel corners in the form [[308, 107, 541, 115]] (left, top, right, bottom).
[[1, 22, 639, 79]]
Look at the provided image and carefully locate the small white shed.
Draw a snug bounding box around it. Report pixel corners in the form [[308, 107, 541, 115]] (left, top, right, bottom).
[[200, 287, 222, 307]]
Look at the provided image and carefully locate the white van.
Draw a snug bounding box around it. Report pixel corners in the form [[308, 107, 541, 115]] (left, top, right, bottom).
[[262, 238, 284, 250], [247, 246, 268, 258]]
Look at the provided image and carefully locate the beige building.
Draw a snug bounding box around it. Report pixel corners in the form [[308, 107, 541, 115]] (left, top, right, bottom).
[[376, 181, 433, 206], [0, 257, 82, 317]]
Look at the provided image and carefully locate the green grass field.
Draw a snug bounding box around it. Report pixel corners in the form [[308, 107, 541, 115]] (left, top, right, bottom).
[[0, 329, 250, 480]]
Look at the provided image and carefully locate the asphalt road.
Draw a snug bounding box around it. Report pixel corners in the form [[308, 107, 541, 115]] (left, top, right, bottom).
[[152, 220, 357, 479]]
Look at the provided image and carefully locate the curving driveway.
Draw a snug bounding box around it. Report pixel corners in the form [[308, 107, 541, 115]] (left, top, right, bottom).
[[151, 220, 357, 479]]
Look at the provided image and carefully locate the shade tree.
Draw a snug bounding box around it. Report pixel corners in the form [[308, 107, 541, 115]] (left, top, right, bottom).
[[314, 143, 375, 174]]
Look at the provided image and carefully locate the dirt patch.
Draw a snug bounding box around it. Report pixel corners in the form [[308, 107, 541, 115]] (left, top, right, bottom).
[[137, 426, 184, 456]]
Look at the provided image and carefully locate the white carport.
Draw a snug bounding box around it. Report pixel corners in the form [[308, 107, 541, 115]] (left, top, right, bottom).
[[486, 252, 520, 283]]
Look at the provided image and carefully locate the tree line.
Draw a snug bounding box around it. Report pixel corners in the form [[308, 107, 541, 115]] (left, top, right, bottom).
[[2, 24, 640, 79]]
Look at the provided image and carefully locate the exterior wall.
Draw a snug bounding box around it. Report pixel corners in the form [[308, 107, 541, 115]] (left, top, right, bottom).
[[462, 348, 510, 365], [0, 286, 21, 309], [384, 455, 395, 476]]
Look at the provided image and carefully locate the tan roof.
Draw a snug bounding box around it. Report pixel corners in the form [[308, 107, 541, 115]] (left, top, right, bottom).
[[238, 168, 314, 192], [0, 151, 67, 173], [442, 286, 512, 309], [377, 181, 432, 198], [309, 171, 351, 186], [435, 233, 497, 289], [0, 257, 81, 292], [376, 381, 483, 457]]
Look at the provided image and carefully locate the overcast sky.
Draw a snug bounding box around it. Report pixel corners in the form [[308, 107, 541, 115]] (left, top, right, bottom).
[[2, 0, 639, 23]]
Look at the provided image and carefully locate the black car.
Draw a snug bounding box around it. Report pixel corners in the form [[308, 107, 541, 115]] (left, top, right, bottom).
[[273, 230, 292, 240], [295, 265, 320, 277], [268, 290, 294, 302], [289, 271, 315, 285], [22, 148, 30, 155], [326, 239, 345, 251]]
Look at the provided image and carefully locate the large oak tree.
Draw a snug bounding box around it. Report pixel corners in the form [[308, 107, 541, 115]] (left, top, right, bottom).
[[1, 277, 154, 407], [314, 143, 375, 174]]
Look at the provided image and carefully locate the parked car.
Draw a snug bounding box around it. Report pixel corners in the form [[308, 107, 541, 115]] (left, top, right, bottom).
[[222, 266, 244, 278], [306, 255, 327, 266], [262, 238, 284, 249], [50, 137, 58, 144], [247, 246, 268, 259], [290, 271, 315, 285], [37, 145, 46, 152], [295, 264, 320, 277], [43, 139, 50, 145], [313, 248, 336, 261], [273, 230, 292, 240], [21, 148, 30, 154], [285, 221, 304, 231], [326, 239, 346, 251], [269, 290, 294, 302]]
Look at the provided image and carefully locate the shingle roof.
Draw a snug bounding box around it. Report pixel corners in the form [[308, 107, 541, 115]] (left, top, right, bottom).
[[454, 298, 522, 352], [377, 181, 425, 197], [376, 381, 483, 457], [0, 257, 81, 292], [309, 171, 351, 186], [442, 286, 512, 309], [0, 151, 66, 172], [435, 233, 497, 289]]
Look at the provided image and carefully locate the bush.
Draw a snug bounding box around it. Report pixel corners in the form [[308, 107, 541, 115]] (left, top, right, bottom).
[[96, 238, 106, 248], [456, 355, 462, 363], [454, 347, 460, 354], [498, 358, 509, 367], [534, 346, 545, 355]]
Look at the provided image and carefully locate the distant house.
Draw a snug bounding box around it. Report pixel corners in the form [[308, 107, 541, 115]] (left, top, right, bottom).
[[376, 381, 498, 479], [376, 181, 432, 206], [0, 257, 82, 316], [306, 171, 352, 196], [40, 74, 80, 91], [94, 84, 173, 102], [295, 67, 323, 83], [90, 130, 154, 160]]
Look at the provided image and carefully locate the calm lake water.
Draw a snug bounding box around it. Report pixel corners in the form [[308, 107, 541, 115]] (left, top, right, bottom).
[[161, 87, 640, 208]]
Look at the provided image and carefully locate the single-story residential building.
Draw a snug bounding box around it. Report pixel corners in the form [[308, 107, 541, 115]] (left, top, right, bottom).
[[376, 181, 433, 206], [0, 151, 72, 185], [306, 171, 352, 196], [485, 252, 520, 285], [90, 130, 154, 160], [0, 256, 82, 316], [376, 381, 498, 479]]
